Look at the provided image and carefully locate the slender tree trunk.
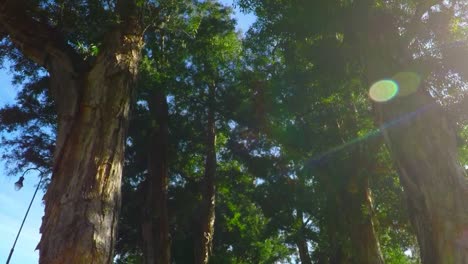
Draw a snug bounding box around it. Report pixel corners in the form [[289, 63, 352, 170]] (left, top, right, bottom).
[[194, 84, 217, 264], [141, 90, 171, 264], [141, 199, 156, 264], [319, 147, 384, 264], [324, 175, 383, 264], [295, 210, 312, 264], [376, 90, 468, 264], [297, 238, 312, 264], [345, 172, 384, 264]]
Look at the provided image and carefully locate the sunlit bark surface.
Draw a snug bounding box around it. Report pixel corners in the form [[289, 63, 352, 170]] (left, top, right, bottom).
[[377, 91, 468, 264], [39, 32, 143, 263], [0, 1, 144, 262]]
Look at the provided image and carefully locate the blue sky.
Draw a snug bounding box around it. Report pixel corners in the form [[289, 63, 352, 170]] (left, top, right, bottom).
[[0, 1, 254, 263], [220, 0, 256, 35], [0, 63, 45, 263], [0, 171, 44, 264]]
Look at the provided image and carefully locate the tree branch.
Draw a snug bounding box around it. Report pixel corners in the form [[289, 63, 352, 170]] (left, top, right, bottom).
[[0, 0, 85, 74], [402, 0, 443, 45]]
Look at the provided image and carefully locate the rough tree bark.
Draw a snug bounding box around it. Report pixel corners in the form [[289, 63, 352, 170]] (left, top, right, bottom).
[[359, 3, 468, 263], [194, 84, 217, 264], [0, 1, 144, 263], [141, 90, 171, 264], [376, 90, 468, 264]]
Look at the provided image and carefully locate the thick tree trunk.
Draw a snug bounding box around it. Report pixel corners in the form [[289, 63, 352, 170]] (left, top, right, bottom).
[[141, 90, 171, 264], [36, 6, 143, 264], [342, 2, 468, 261], [0, 1, 144, 262], [354, 5, 468, 262], [376, 90, 468, 264], [194, 84, 217, 264]]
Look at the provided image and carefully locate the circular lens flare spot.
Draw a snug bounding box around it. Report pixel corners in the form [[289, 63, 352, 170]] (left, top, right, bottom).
[[369, 80, 398, 102], [393, 72, 421, 97]]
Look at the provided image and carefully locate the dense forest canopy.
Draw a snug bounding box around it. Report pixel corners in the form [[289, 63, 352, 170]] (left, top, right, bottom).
[[1, 0, 468, 263]]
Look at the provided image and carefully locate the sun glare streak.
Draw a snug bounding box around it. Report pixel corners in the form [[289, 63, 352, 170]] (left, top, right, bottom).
[[310, 71, 423, 166], [306, 103, 435, 168]]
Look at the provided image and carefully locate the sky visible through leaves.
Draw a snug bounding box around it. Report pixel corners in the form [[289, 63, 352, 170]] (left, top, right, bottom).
[[0, 1, 255, 263]]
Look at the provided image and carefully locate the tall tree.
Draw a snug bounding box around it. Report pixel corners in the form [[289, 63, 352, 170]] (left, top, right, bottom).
[[115, 2, 248, 263], [234, 2, 387, 262], [0, 0, 148, 262], [141, 89, 171, 264], [182, 2, 241, 263], [3, 0, 467, 263], [238, 0, 468, 262], [195, 82, 217, 264], [136, 2, 192, 259], [353, 2, 468, 263]]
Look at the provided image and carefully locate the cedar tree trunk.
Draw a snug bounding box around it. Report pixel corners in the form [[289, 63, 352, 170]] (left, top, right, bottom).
[[345, 172, 384, 264], [141, 90, 171, 264], [319, 148, 384, 264], [326, 176, 384, 264], [297, 238, 312, 264], [357, 4, 468, 262], [194, 84, 217, 264], [376, 90, 468, 264], [0, 1, 144, 263], [295, 210, 312, 264]]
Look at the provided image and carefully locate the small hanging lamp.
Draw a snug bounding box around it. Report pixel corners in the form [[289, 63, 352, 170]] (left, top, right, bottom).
[[14, 176, 24, 191]]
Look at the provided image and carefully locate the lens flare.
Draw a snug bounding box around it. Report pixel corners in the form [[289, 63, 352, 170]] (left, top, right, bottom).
[[369, 80, 398, 102], [393, 72, 421, 97]]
